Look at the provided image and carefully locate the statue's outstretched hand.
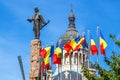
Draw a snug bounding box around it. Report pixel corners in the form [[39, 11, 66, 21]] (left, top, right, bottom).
[[27, 19, 32, 22]]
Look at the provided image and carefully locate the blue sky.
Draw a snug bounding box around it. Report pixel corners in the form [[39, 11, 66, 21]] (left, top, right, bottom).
[[0, 0, 120, 80]]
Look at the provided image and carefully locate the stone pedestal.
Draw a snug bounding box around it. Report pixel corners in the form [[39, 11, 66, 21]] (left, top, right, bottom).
[[29, 39, 41, 80]]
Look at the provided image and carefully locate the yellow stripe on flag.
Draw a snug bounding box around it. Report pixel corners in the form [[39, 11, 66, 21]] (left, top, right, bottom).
[[70, 39, 77, 50], [91, 39, 96, 45], [100, 37, 107, 49], [45, 46, 51, 57], [77, 37, 84, 44], [44, 56, 50, 65], [55, 47, 62, 58]]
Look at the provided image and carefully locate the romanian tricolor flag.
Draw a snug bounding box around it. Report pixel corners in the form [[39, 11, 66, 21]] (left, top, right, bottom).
[[63, 40, 73, 56], [39, 46, 53, 58], [90, 37, 98, 55], [74, 36, 86, 51], [69, 39, 77, 50], [44, 56, 50, 70], [45, 46, 51, 57], [100, 31, 108, 56], [52, 42, 63, 64], [39, 49, 47, 58]]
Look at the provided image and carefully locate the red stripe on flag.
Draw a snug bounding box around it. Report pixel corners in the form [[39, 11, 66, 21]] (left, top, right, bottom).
[[90, 45, 98, 55], [45, 63, 50, 70], [63, 41, 72, 56], [52, 54, 61, 64], [39, 49, 47, 58], [100, 43, 106, 56]]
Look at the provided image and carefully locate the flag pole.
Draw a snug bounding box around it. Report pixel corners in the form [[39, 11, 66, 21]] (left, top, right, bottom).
[[82, 48, 84, 80], [96, 25, 100, 76], [58, 39, 62, 80], [45, 65, 47, 80], [60, 53, 62, 80], [96, 26, 100, 64], [87, 29, 91, 80], [40, 45, 44, 80], [77, 50, 80, 80], [60, 64, 62, 80], [37, 45, 43, 80], [51, 40, 54, 72], [77, 51, 78, 80], [82, 32, 85, 80], [76, 34, 81, 80], [69, 52, 72, 80], [87, 30, 91, 69], [58, 64, 60, 80], [40, 58, 44, 80], [70, 36, 73, 80]]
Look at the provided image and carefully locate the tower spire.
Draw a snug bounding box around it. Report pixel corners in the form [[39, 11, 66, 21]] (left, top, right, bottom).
[[68, 4, 76, 30], [70, 3, 73, 12]]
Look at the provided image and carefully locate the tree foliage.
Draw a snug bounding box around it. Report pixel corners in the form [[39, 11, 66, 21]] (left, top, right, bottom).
[[83, 34, 120, 80]]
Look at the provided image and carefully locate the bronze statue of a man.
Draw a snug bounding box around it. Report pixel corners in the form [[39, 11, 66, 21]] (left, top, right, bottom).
[[28, 7, 50, 39]]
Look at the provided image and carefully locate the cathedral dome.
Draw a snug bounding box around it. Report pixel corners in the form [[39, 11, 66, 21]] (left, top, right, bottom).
[[58, 29, 79, 45], [57, 9, 80, 46]]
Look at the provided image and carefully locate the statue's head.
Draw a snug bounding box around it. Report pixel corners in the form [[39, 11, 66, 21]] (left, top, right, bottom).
[[34, 7, 39, 13]]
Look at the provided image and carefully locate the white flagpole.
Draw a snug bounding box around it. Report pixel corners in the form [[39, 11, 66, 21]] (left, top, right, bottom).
[[87, 30, 91, 69], [87, 29, 91, 80], [70, 53, 72, 80], [60, 64, 62, 80], [58, 64, 60, 80], [58, 39, 62, 80], [45, 65, 47, 80], [96, 26, 100, 64], [70, 36, 73, 80], [60, 53, 62, 80], [51, 40, 54, 69], [81, 49, 83, 80], [77, 51, 79, 80], [96, 26, 100, 76], [61, 50, 63, 80], [82, 32, 85, 80]]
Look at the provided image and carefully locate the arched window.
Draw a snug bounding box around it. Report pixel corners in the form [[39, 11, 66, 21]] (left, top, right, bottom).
[[74, 53, 77, 64], [83, 54, 85, 63], [79, 53, 81, 63], [66, 56, 69, 64]]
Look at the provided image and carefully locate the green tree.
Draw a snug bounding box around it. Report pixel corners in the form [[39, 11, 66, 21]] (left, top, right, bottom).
[[83, 34, 120, 80]]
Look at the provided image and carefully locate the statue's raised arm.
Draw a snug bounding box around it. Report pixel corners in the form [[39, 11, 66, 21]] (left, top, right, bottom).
[[27, 7, 50, 39]]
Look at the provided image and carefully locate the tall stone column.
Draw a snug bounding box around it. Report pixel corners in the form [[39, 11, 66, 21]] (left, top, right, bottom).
[[29, 39, 41, 80]]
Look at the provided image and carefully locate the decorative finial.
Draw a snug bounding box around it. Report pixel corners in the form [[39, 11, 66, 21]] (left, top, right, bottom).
[[68, 3, 75, 29], [97, 25, 99, 29]]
